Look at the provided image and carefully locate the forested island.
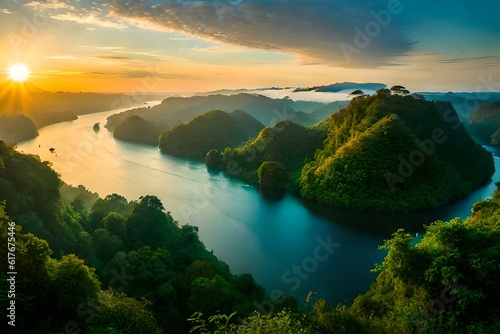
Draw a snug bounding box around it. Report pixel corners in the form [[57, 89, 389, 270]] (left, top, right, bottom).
[[1, 138, 499, 333], [299, 91, 494, 211]]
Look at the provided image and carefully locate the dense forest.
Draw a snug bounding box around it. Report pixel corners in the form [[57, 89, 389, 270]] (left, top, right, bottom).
[[158, 110, 264, 159], [0, 141, 283, 333], [214, 119, 327, 188], [113, 115, 168, 145], [300, 90, 495, 211], [1, 140, 499, 333]]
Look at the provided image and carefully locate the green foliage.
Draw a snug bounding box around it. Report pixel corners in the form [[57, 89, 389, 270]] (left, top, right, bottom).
[[237, 309, 316, 334], [345, 187, 500, 332], [205, 149, 223, 168], [47, 254, 101, 314], [159, 110, 264, 159], [87, 194, 133, 233], [89, 291, 163, 334], [188, 311, 239, 334], [258, 161, 287, 188], [0, 145, 268, 333], [188, 275, 234, 315], [113, 115, 168, 145], [126, 195, 179, 248], [0, 140, 60, 222], [300, 93, 495, 211], [219, 120, 326, 186]]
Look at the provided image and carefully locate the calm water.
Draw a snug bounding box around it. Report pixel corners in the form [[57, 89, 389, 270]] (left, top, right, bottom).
[[17, 105, 500, 307]]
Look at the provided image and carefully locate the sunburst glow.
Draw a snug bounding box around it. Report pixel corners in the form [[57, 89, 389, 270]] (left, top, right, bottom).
[[7, 63, 30, 82]]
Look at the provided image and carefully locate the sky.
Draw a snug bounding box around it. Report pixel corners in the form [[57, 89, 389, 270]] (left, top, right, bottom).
[[0, 0, 499, 93]]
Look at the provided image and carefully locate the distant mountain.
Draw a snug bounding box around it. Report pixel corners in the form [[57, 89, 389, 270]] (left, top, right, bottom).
[[0, 115, 38, 143], [310, 100, 350, 120], [300, 92, 495, 211], [0, 80, 47, 94], [194, 87, 287, 96], [113, 115, 168, 145], [105, 93, 318, 133], [293, 82, 387, 93], [468, 101, 500, 146], [158, 110, 264, 159], [419, 92, 500, 120]]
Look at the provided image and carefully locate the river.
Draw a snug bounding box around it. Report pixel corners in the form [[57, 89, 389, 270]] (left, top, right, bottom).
[[16, 103, 500, 307]]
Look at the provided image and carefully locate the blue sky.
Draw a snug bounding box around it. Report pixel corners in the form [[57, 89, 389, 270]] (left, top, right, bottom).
[[1, 0, 499, 92]]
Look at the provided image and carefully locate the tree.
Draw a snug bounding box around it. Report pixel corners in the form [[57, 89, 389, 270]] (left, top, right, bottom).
[[350, 89, 365, 96], [185, 260, 217, 283], [87, 194, 132, 233], [390, 85, 410, 96], [127, 195, 179, 248], [258, 161, 287, 188], [205, 149, 223, 168], [102, 212, 128, 244], [46, 254, 101, 318], [89, 291, 162, 334], [188, 275, 234, 315]]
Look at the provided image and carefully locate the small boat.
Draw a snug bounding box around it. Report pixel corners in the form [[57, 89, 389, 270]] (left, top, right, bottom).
[[93, 122, 100, 132]]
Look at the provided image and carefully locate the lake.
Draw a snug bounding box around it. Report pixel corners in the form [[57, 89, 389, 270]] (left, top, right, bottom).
[[16, 104, 500, 308]]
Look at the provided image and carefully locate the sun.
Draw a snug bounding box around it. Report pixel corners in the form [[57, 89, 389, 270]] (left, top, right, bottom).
[[7, 63, 30, 83]]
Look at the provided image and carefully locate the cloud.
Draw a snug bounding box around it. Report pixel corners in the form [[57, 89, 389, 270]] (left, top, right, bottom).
[[106, 0, 414, 68], [24, 0, 411, 68], [89, 70, 192, 79], [438, 56, 498, 64], [24, 0, 75, 10], [51, 12, 127, 29]]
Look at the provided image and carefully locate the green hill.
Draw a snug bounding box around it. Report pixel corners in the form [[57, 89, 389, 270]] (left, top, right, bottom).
[[300, 92, 495, 211], [113, 115, 168, 145], [218, 120, 327, 186], [159, 110, 264, 159], [469, 101, 500, 146]]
